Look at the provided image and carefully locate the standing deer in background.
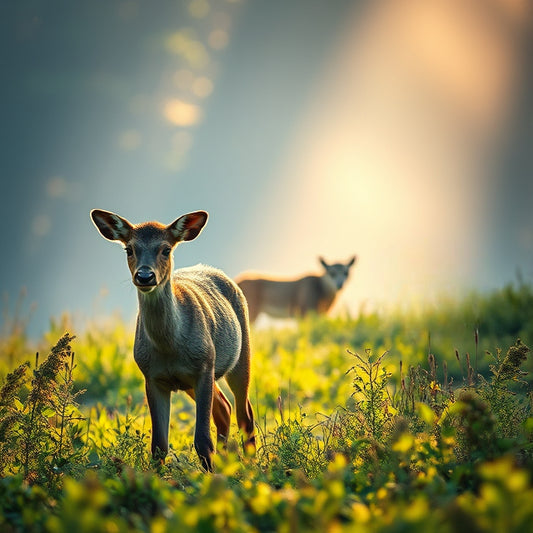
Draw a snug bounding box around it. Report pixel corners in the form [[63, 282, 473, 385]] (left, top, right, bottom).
[[90, 209, 255, 472], [236, 256, 357, 323]]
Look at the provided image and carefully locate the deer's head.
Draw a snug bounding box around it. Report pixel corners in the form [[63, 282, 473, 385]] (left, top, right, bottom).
[[91, 209, 208, 293]]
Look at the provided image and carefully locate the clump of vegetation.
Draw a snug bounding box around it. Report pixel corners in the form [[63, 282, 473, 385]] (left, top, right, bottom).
[[0, 333, 87, 488], [0, 283, 532, 531], [345, 349, 393, 441]]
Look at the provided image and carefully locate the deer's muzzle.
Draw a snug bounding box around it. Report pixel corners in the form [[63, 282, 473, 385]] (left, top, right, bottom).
[[134, 267, 156, 291]]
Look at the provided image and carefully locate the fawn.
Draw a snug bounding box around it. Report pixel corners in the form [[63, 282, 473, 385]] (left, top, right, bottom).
[[91, 209, 255, 471]]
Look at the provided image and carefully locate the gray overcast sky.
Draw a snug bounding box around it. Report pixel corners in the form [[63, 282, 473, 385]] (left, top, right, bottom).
[[1, 0, 532, 337]]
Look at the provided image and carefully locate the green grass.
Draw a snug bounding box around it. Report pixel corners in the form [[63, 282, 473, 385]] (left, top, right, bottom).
[[1, 278, 533, 532]]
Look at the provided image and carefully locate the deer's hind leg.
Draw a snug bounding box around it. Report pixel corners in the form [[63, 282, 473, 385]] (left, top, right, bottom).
[[185, 383, 232, 447], [212, 384, 232, 447], [226, 333, 256, 453]]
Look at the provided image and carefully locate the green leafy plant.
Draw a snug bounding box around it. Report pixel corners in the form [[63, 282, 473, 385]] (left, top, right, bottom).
[[0, 333, 86, 488], [345, 349, 393, 442], [257, 398, 329, 484], [478, 340, 530, 448]]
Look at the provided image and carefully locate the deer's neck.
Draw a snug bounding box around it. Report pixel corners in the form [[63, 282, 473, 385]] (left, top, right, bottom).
[[317, 274, 339, 312], [137, 279, 181, 350], [320, 274, 338, 298]]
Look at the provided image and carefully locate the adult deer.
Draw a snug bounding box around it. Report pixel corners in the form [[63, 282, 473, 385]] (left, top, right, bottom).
[[236, 256, 357, 323], [90, 209, 255, 471]]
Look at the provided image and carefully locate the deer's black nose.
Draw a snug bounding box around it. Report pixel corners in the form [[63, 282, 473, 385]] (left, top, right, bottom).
[[135, 268, 156, 286]]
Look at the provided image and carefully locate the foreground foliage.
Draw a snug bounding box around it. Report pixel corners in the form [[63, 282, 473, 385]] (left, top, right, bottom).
[[1, 280, 533, 532]]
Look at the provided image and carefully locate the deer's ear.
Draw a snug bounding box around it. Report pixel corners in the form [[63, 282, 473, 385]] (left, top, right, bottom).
[[167, 211, 208, 243], [347, 256, 357, 267], [91, 209, 133, 243]]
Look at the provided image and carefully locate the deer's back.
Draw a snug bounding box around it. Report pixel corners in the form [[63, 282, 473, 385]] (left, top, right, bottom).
[[172, 265, 247, 371], [173, 265, 245, 315]]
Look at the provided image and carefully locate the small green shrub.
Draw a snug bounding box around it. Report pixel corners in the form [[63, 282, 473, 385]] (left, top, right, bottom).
[[0, 333, 86, 490]]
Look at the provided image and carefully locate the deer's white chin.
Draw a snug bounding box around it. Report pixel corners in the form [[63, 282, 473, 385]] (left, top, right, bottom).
[[136, 285, 157, 294]]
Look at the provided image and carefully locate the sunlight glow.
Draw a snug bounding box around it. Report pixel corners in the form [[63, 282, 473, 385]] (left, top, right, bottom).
[[258, 0, 524, 312], [399, 0, 516, 129], [501, 0, 531, 20]]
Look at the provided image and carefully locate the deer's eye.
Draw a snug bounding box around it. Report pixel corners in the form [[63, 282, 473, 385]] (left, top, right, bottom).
[[125, 246, 133, 257], [162, 247, 172, 258]]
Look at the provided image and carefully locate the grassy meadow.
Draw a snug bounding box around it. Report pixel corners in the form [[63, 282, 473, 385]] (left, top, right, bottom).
[[1, 278, 533, 532]]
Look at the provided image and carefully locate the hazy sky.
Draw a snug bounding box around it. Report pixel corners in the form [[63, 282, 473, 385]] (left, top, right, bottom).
[[1, 0, 532, 337]]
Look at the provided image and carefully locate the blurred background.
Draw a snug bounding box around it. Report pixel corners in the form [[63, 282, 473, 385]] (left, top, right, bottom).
[[1, 0, 532, 337]]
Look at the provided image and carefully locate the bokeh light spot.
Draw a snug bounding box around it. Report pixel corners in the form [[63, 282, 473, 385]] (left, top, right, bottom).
[[163, 99, 202, 126], [189, 0, 210, 19], [32, 215, 51, 237], [164, 151, 187, 172], [46, 177, 67, 198], [192, 76, 213, 98], [165, 30, 209, 68], [208, 29, 229, 50]]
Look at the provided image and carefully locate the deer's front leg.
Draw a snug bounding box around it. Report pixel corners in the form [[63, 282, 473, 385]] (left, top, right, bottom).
[[194, 368, 215, 472], [145, 379, 171, 461]]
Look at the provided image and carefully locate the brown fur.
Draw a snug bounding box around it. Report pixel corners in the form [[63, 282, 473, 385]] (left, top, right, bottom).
[[236, 256, 356, 323], [91, 209, 255, 471]]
